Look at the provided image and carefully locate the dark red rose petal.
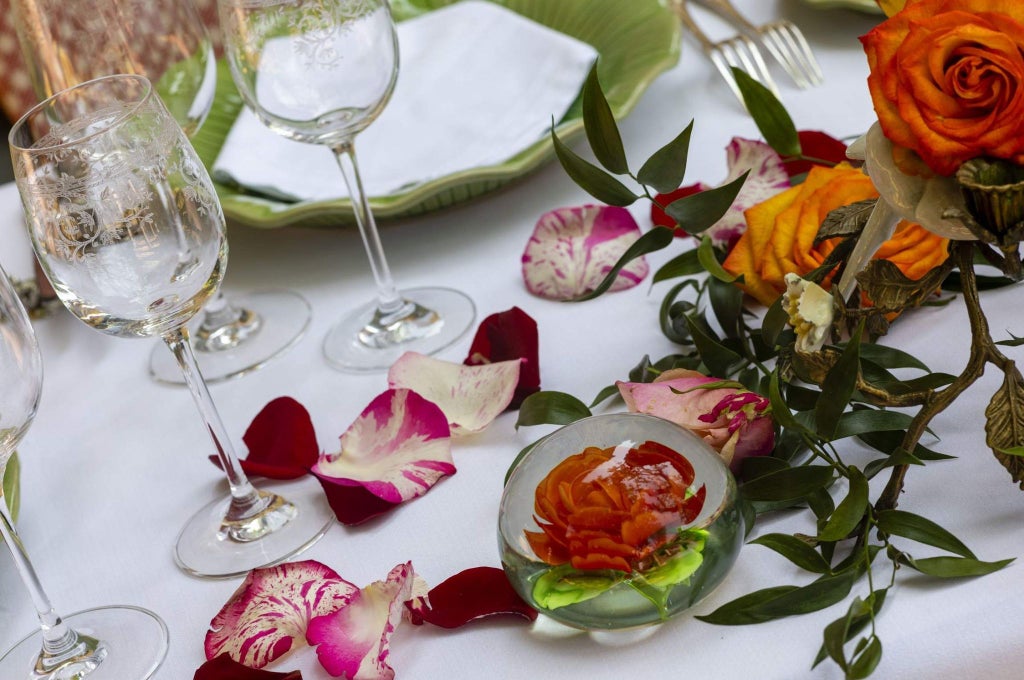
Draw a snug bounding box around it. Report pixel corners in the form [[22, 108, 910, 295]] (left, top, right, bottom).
[[316, 477, 402, 526], [405, 566, 538, 628], [209, 397, 319, 479], [650, 184, 702, 235], [194, 653, 302, 680], [463, 307, 541, 409], [784, 130, 849, 177]]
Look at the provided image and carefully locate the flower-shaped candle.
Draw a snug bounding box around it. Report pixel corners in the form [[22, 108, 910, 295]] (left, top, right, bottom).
[[499, 413, 743, 630]]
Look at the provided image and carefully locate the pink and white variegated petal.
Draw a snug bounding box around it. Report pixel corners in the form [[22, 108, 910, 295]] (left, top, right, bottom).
[[313, 389, 455, 504], [521, 204, 649, 300], [387, 352, 521, 436], [307, 562, 418, 680], [706, 138, 791, 247], [205, 560, 359, 668]]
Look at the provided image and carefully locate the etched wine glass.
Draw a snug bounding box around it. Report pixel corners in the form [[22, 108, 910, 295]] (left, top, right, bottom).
[[10, 74, 334, 579], [0, 258, 168, 677], [218, 0, 476, 371], [10, 0, 311, 383]]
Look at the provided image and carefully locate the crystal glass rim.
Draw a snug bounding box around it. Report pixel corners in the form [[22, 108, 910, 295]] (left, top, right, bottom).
[[7, 73, 154, 154]]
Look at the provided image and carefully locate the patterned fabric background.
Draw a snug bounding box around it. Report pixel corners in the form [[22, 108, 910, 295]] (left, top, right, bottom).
[[0, 0, 221, 122]]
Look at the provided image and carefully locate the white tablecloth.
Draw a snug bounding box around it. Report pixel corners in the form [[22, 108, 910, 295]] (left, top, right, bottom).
[[3, 1, 1021, 678]]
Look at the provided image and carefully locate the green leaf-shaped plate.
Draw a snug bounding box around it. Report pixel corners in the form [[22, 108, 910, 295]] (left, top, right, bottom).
[[190, 0, 681, 228]]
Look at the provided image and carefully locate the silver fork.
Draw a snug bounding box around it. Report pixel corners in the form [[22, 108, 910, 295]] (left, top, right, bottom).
[[671, 0, 780, 105], [696, 0, 824, 89]]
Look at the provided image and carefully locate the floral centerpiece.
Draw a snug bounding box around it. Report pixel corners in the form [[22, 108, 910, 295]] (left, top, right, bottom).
[[512, 0, 1024, 676]]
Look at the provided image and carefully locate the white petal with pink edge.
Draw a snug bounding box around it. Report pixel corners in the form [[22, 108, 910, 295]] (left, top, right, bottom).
[[706, 137, 791, 247], [306, 562, 419, 680], [521, 204, 649, 300], [313, 389, 455, 504], [387, 352, 521, 436]]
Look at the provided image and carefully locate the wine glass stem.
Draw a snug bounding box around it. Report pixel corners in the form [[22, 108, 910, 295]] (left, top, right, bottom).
[[0, 501, 79, 656], [330, 140, 404, 316], [162, 327, 267, 521]]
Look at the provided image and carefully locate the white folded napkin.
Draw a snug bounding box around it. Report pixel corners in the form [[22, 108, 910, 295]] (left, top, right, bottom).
[[212, 0, 599, 202]]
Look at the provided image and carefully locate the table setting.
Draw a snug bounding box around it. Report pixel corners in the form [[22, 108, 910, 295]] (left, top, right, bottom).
[[5, 0, 1024, 679]]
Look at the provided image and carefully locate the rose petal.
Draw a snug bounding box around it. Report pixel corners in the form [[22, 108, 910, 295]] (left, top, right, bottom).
[[521, 204, 649, 300], [306, 562, 418, 680], [313, 389, 455, 503], [316, 477, 402, 526], [463, 306, 541, 409], [650, 183, 705, 234], [405, 566, 538, 628], [194, 653, 303, 680], [652, 138, 790, 249], [783, 131, 849, 177], [388, 352, 521, 436], [205, 561, 359, 668], [209, 397, 319, 480]]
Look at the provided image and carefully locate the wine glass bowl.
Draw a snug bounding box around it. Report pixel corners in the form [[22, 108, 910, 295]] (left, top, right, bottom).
[[218, 0, 476, 371], [10, 0, 312, 384], [11, 74, 333, 579]]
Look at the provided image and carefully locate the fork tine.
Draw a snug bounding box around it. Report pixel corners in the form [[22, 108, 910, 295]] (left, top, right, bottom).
[[693, 0, 824, 89], [671, 0, 780, 106]]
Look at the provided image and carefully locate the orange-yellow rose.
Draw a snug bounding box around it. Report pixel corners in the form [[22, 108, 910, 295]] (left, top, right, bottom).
[[722, 164, 949, 306], [862, 0, 1024, 176], [524, 441, 706, 573]]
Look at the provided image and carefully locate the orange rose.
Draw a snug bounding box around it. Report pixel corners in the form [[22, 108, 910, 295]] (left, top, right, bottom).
[[524, 441, 706, 573], [862, 0, 1024, 176], [722, 164, 948, 306]]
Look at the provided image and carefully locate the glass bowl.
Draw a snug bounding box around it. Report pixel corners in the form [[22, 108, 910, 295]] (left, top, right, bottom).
[[499, 413, 743, 631]]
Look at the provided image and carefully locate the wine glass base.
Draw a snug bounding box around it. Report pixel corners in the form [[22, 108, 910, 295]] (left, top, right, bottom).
[[174, 476, 334, 579], [323, 286, 476, 372], [0, 605, 168, 679], [149, 289, 312, 384]]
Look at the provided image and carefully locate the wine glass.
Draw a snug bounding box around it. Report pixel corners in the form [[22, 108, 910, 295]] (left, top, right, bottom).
[[218, 0, 477, 371], [10, 74, 334, 579], [10, 0, 311, 384], [0, 258, 168, 677]]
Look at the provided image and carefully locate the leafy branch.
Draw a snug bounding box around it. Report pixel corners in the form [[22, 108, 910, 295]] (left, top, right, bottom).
[[527, 64, 1017, 678]]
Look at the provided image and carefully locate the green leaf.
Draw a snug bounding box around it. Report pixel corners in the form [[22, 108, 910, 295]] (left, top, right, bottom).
[[833, 409, 916, 440], [849, 636, 883, 679], [685, 314, 744, 377], [761, 297, 788, 349], [768, 371, 808, 434], [857, 343, 929, 371], [817, 467, 869, 542], [698, 235, 739, 283], [551, 125, 638, 206], [739, 465, 834, 502], [638, 120, 694, 193], [997, 445, 1024, 457], [695, 585, 800, 625], [816, 322, 863, 440], [875, 509, 975, 558], [590, 384, 621, 408], [665, 171, 749, 235], [532, 565, 626, 610], [815, 589, 889, 669], [515, 391, 592, 429], [505, 437, 544, 485], [856, 429, 953, 461], [653, 248, 703, 284], [572, 226, 676, 301], [901, 554, 1014, 578], [733, 68, 801, 157], [700, 572, 857, 624], [581, 64, 628, 175], [750, 533, 831, 573]]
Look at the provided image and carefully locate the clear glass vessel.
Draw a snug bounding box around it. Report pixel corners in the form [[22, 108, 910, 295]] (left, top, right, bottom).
[[10, 74, 333, 579], [499, 413, 744, 630]]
